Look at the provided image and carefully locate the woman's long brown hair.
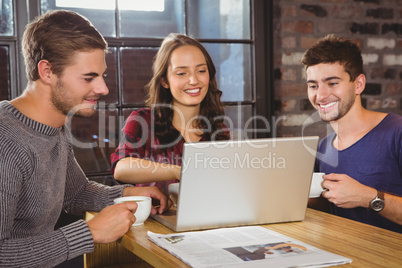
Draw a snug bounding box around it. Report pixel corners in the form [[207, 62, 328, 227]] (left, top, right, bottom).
[[145, 33, 230, 147]]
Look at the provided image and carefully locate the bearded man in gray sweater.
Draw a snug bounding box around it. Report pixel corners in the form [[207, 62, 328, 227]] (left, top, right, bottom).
[[0, 10, 170, 267]]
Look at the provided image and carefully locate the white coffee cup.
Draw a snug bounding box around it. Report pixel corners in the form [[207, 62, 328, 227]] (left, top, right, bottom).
[[309, 172, 325, 198], [113, 196, 151, 226], [168, 183, 180, 207]]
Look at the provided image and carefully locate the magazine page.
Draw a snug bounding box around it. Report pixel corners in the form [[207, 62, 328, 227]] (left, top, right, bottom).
[[148, 226, 352, 268]]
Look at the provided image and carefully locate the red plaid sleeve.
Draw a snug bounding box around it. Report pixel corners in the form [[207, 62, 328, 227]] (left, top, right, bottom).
[[110, 108, 152, 174]]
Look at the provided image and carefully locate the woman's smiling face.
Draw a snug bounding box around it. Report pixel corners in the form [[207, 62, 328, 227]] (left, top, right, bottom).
[[163, 45, 209, 109]]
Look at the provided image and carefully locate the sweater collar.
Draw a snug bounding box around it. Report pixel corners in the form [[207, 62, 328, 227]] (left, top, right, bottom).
[[0, 101, 61, 136]]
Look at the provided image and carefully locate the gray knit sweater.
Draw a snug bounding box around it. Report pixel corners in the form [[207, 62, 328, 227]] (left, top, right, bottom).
[[0, 101, 127, 267]]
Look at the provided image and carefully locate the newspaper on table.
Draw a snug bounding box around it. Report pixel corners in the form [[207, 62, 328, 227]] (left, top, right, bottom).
[[148, 226, 352, 268]]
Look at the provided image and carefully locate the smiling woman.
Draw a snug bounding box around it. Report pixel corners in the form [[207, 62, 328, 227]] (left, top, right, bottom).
[[110, 33, 230, 194], [162, 45, 210, 109]]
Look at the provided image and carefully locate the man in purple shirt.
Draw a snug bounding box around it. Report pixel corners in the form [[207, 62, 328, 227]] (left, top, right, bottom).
[[302, 35, 402, 233]]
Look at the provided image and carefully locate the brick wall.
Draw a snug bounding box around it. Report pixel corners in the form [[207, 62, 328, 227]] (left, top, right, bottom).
[[273, 0, 402, 139]]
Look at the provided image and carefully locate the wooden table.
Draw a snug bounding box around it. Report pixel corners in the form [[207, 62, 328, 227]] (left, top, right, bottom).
[[84, 208, 402, 268]]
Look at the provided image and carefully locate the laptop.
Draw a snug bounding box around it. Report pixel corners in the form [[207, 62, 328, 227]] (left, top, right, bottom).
[[151, 136, 319, 232]]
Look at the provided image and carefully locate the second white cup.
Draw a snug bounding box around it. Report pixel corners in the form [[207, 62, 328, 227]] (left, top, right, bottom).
[[113, 196, 152, 226], [309, 172, 325, 198]]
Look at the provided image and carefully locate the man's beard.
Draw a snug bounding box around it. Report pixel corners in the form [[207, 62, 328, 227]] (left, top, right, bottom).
[[319, 93, 356, 123], [51, 79, 97, 118]]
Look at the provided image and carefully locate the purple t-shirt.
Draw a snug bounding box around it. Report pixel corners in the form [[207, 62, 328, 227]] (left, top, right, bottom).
[[316, 113, 402, 233]]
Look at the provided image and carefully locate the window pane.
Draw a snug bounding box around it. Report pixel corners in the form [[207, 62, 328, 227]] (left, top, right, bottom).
[[119, 0, 184, 38], [204, 43, 252, 102], [41, 0, 116, 37], [102, 47, 118, 105], [0, 0, 13, 36], [121, 47, 158, 105], [0, 46, 10, 100], [70, 109, 119, 173], [224, 105, 253, 140], [187, 0, 250, 39]]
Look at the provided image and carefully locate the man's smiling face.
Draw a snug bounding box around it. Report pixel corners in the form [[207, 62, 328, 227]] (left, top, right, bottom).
[[50, 49, 109, 118], [306, 62, 358, 122]]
